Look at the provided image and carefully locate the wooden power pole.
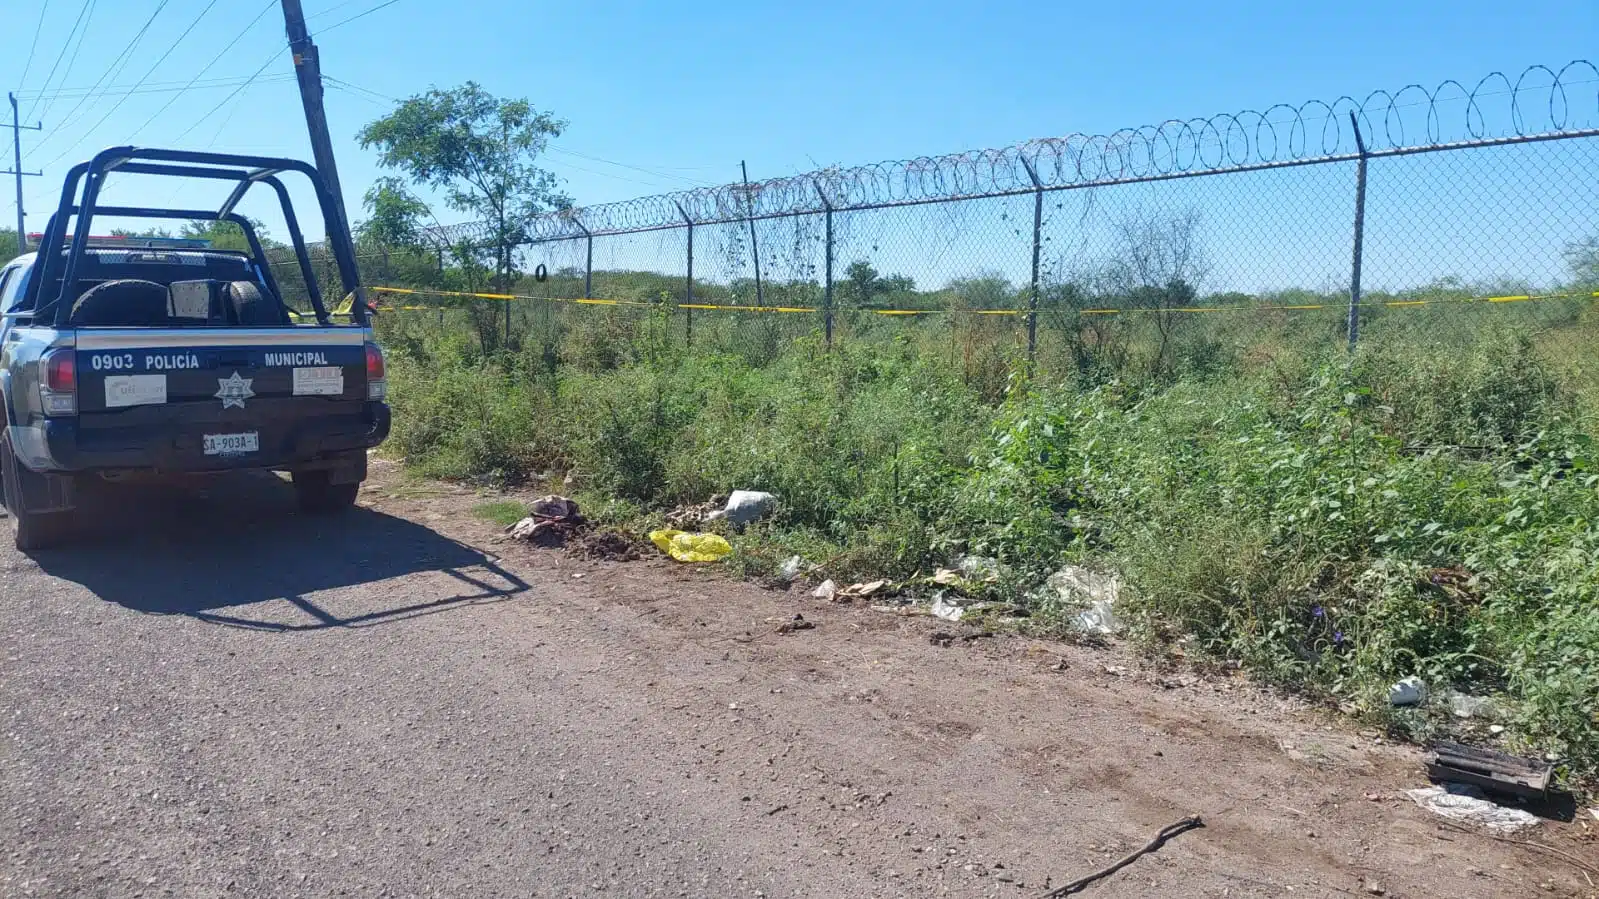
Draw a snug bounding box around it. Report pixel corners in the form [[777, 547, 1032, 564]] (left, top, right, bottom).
[[279, 1, 355, 260]]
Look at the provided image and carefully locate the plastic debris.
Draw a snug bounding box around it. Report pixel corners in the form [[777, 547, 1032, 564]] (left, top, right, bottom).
[[1404, 784, 1540, 834], [1036, 565, 1122, 635], [931, 593, 965, 622], [1441, 691, 1501, 720], [1389, 676, 1428, 707], [723, 490, 777, 527], [778, 555, 806, 582], [836, 580, 888, 601], [956, 555, 1001, 583], [647, 529, 733, 563], [810, 579, 838, 601]]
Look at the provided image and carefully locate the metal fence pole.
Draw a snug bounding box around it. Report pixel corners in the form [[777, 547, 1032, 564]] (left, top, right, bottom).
[[1020, 155, 1044, 363], [741, 160, 764, 306], [675, 201, 694, 347], [1347, 112, 1369, 352], [814, 180, 834, 348], [575, 220, 594, 299]]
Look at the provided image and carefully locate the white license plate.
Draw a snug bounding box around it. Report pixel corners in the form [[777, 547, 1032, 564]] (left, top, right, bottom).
[[203, 432, 259, 456]]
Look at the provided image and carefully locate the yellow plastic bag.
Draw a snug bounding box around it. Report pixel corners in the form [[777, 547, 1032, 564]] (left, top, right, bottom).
[[648, 529, 732, 563]]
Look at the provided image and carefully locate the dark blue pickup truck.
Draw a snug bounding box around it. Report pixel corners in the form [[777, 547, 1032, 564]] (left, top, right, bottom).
[[0, 148, 389, 550]]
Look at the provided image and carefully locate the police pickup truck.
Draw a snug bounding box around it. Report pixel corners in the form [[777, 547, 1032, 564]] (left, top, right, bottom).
[[0, 148, 389, 550]]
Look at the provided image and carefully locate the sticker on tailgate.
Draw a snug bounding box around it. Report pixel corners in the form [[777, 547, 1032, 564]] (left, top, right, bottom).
[[104, 374, 167, 408], [292, 366, 344, 396]]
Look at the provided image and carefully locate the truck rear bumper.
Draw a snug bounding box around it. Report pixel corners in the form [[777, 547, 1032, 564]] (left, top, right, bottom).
[[12, 402, 390, 473]]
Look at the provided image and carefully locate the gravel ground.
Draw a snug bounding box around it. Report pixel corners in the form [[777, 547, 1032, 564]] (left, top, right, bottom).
[[2, 469, 1593, 898]]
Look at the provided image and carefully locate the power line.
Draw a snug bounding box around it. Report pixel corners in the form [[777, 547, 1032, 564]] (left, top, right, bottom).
[[172, 47, 287, 144], [306, 0, 367, 20], [16, 1, 54, 92], [25, 0, 95, 121], [321, 0, 405, 33], [123, 0, 280, 144], [37, 0, 226, 170], [17, 74, 296, 102], [32, 0, 174, 156]]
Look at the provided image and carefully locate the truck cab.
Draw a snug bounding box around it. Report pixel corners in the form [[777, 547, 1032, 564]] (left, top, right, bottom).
[[0, 147, 389, 550]]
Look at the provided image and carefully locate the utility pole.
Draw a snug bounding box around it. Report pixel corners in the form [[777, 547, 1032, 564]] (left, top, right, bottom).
[[279, 1, 354, 265], [4, 93, 43, 250]]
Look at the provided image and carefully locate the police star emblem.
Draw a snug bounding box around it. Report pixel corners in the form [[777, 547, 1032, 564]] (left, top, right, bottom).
[[215, 371, 255, 409]]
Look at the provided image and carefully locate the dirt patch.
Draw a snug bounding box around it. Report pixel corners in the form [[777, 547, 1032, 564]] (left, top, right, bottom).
[[568, 529, 645, 562]]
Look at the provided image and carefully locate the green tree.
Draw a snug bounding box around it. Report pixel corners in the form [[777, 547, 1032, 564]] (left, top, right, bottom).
[[1565, 236, 1599, 288], [0, 229, 19, 263], [357, 83, 569, 351]]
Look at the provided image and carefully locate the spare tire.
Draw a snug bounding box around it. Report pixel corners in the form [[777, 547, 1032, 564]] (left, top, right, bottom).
[[228, 281, 288, 326], [68, 279, 170, 327]]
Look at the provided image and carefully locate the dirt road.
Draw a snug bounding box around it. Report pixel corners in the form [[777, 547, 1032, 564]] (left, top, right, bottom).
[[2, 470, 1592, 898]]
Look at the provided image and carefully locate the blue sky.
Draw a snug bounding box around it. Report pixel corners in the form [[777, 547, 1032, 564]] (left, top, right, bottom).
[[2, 0, 1596, 293]]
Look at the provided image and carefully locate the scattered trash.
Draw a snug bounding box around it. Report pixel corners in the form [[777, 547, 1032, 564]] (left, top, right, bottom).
[[929, 631, 955, 647], [1589, 807, 1598, 822], [1441, 690, 1502, 720], [777, 555, 806, 582], [723, 490, 777, 527], [1035, 565, 1123, 635], [1076, 599, 1122, 636], [647, 529, 733, 563], [1425, 741, 1552, 801], [1103, 664, 1129, 677], [1388, 676, 1427, 707], [835, 580, 888, 602], [776, 614, 814, 634], [931, 568, 965, 587], [664, 495, 728, 530], [506, 494, 586, 547], [956, 555, 1001, 583], [810, 579, 838, 601], [529, 494, 580, 520], [1405, 784, 1540, 834], [931, 593, 966, 622]]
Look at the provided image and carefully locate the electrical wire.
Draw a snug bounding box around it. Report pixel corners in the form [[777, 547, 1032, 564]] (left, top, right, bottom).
[[15, 0, 54, 94], [17, 74, 296, 102], [25, 0, 95, 121], [37, 0, 226, 170], [123, 0, 280, 144], [35, 0, 170, 146], [171, 47, 287, 144], [320, 0, 406, 33]]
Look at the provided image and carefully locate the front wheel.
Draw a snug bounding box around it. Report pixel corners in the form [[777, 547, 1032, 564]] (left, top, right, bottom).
[[293, 470, 359, 514], [0, 434, 73, 551]]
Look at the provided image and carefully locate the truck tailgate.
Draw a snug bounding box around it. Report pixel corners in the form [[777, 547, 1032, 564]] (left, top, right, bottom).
[[69, 327, 373, 467]]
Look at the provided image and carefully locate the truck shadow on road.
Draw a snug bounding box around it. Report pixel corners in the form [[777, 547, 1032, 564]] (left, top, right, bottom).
[[30, 474, 529, 631]]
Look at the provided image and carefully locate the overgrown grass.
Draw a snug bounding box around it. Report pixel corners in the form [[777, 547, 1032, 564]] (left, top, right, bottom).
[[379, 309, 1599, 782], [472, 500, 528, 527]]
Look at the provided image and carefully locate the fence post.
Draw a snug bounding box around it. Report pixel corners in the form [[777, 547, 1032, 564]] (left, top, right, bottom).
[[675, 201, 694, 347], [741, 160, 764, 306], [1020, 154, 1044, 364], [1347, 112, 1369, 352], [573, 220, 593, 299], [813, 180, 834, 348]]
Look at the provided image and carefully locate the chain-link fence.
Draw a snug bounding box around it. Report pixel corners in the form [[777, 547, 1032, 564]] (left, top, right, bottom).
[[276, 62, 1599, 392]]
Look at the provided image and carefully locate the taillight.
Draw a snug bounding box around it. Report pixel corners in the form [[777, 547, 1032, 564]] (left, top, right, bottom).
[[41, 348, 76, 415], [365, 343, 386, 401]]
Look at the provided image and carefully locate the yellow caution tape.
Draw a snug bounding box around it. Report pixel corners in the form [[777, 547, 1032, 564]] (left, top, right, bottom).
[[364, 286, 1599, 318]]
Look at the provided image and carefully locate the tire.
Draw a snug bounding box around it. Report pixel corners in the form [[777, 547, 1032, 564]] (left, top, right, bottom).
[[69, 279, 170, 327], [293, 470, 359, 514], [229, 281, 288, 326], [0, 433, 72, 551]]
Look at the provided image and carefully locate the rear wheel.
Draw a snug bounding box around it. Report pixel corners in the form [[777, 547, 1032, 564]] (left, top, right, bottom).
[[0, 433, 73, 551], [293, 470, 359, 514]]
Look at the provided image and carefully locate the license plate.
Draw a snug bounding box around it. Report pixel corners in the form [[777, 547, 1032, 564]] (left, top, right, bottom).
[[203, 432, 259, 456]]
